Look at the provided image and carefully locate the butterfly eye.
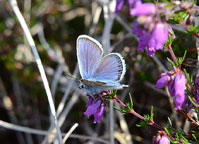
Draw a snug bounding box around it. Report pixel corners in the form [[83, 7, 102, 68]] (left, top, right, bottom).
[[79, 83, 85, 89]]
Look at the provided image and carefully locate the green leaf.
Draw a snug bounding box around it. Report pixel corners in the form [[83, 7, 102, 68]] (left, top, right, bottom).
[[192, 134, 197, 141], [182, 51, 187, 62], [136, 114, 151, 128], [165, 127, 171, 137], [168, 117, 172, 127], [169, 11, 189, 24], [176, 133, 179, 140], [170, 140, 179, 144], [185, 25, 199, 36], [176, 58, 179, 66], [114, 106, 122, 113], [167, 57, 175, 66], [180, 133, 189, 143], [136, 120, 148, 127], [188, 95, 197, 107], [150, 106, 153, 121], [177, 51, 187, 66], [129, 93, 133, 107], [111, 90, 117, 98], [184, 69, 193, 87]]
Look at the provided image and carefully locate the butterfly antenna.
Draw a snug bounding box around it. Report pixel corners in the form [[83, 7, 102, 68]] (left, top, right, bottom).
[[65, 73, 79, 81]]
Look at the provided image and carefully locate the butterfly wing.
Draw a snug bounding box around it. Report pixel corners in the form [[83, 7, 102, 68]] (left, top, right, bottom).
[[93, 53, 126, 82], [77, 35, 103, 79], [90, 53, 127, 94]]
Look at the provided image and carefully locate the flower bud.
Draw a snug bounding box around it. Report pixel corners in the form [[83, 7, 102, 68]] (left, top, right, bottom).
[[153, 133, 170, 144], [130, 1, 156, 16], [155, 73, 171, 89], [173, 71, 186, 110]]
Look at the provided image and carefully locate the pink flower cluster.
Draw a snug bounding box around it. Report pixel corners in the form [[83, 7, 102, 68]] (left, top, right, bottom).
[[115, 0, 175, 57], [84, 96, 105, 123], [133, 22, 174, 57], [155, 70, 186, 110], [83, 92, 110, 123]]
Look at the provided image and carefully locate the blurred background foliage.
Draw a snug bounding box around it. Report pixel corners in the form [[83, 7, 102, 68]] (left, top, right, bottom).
[[0, 0, 198, 143]]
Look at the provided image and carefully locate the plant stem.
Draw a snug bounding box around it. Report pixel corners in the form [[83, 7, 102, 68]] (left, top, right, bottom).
[[114, 96, 164, 131], [180, 22, 199, 38], [167, 45, 177, 63], [9, 0, 63, 143]]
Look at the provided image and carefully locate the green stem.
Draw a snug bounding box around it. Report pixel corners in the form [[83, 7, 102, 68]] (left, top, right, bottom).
[[167, 44, 177, 63], [114, 96, 164, 131]]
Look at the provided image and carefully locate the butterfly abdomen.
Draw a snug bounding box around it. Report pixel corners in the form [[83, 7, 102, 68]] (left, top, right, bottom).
[[81, 79, 106, 87]]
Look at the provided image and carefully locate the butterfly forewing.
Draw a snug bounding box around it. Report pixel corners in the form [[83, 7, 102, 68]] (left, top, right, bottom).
[[93, 53, 126, 82], [77, 35, 103, 79]]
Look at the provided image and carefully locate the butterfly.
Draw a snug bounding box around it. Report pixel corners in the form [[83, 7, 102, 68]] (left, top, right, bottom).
[[76, 35, 127, 95]]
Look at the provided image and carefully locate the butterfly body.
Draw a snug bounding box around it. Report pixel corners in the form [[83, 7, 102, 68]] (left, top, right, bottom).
[[79, 79, 125, 95], [77, 35, 127, 95]]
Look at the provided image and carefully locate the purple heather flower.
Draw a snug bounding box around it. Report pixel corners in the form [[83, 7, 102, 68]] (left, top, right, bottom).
[[84, 98, 101, 118], [173, 72, 186, 110], [94, 103, 105, 123], [133, 22, 144, 38], [147, 23, 170, 56], [133, 22, 173, 57], [157, 135, 170, 144], [115, 0, 137, 14], [196, 91, 199, 105], [130, 1, 156, 16], [168, 80, 175, 97], [131, 1, 176, 57], [155, 71, 186, 110], [84, 97, 105, 123], [195, 77, 199, 89], [154, 133, 170, 144], [155, 73, 171, 89], [115, 0, 124, 14], [194, 77, 199, 105], [180, 2, 193, 10], [133, 23, 150, 53], [151, 23, 169, 50], [128, 0, 137, 8], [137, 31, 151, 52]]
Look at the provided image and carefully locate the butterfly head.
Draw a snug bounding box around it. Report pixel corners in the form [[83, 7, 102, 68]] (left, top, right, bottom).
[[79, 80, 85, 89]]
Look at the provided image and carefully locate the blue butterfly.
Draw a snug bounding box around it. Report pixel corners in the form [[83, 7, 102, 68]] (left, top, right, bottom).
[[77, 35, 127, 95]]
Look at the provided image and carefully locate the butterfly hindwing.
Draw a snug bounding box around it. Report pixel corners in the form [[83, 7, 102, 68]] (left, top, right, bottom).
[[77, 35, 103, 79], [93, 53, 126, 82]]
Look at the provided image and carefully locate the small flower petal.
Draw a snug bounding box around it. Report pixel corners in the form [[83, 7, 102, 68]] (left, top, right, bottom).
[[147, 39, 156, 57], [115, 0, 124, 14], [133, 22, 171, 57], [158, 135, 170, 144], [151, 23, 169, 50], [155, 73, 171, 89], [84, 100, 101, 118], [137, 34, 150, 52], [86, 97, 93, 107], [128, 0, 137, 8], [94, 103, 105, 123], [173, 72, 186, 110], [168, 80, 175, 97], [197, 91, 199, 105], [195, 77, 199, 89], [130, 1, 156, 16], [154, 133, 170, 144]]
